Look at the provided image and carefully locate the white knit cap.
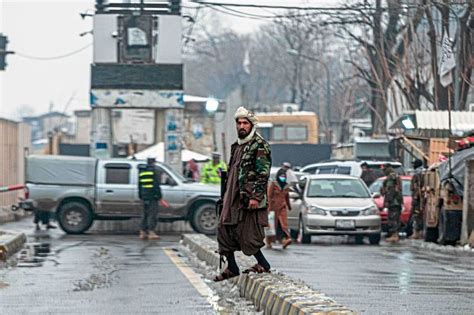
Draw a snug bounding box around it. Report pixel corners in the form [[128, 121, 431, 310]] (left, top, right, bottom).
[[234, 106, 258, 125]]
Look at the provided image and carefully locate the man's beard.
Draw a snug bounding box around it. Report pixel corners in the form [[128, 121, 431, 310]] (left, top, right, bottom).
[[238, 129, 250, 139]]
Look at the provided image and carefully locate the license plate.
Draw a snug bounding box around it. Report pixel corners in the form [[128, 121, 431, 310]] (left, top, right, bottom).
[[335, 220, 355, 229]]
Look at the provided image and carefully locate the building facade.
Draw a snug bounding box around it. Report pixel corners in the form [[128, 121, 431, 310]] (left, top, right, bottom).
[[0, 118, 31, 208]]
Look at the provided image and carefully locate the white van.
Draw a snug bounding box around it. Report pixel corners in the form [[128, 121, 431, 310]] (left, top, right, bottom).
[[300, 160, 404, 178]]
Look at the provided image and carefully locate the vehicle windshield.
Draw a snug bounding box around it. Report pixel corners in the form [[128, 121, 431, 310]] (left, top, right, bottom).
[[369, 178, 411, 196], [307, 178, 370, 198], [158, 163, 188, 183]]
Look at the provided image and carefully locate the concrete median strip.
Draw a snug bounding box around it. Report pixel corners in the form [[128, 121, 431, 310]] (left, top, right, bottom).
[[182, 234, 356, 314], [0, 230, 27, 261]]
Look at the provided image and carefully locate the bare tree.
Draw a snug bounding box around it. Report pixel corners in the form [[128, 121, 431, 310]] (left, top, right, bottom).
[[329, 0, 425, 134]]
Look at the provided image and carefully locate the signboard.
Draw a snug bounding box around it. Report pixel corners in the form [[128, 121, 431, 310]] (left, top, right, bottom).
[[113, 109, 155, 144], [165, 108, 183, 173], [90, 89, 184, 108]]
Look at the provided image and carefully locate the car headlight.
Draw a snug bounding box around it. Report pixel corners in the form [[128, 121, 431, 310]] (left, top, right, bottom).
[[308, 206, 326, 215], [361, 206, 379, 216]]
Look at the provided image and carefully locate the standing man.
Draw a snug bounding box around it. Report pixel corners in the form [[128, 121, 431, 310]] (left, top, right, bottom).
[[410, 159, 425, 239], [33, 210, 56, 231], [200, 152, 227, 184], [381, 163, 403, 243], [138, 157, 162, 240], [214, 106, 272, 282], [360, 162, 377, 187]]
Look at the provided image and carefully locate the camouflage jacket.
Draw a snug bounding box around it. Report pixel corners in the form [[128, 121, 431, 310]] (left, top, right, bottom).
[[381, 171, 403, 207], [410, 167, 424, 201], [230, 132, 272, 209]]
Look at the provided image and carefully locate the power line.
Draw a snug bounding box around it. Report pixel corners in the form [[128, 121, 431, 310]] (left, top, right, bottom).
[[202, 3, 269, 20], [186, 3, 353, 22], [190, 1, 422, 11], [15, 43, 92, 61], [186, 2, 429, 22]]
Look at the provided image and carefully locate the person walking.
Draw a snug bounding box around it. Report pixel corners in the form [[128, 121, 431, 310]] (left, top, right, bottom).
[[409, 159, 425, 240], [214, 106, 272, 282], [280, 162, 298, 185], [138, 157, 162, 240], [33, 210, 56, 231], [381, 163, 403, 243], [184, 159, 200, 182], [200, 152, 227, 184], [266, 168, 292, 249]]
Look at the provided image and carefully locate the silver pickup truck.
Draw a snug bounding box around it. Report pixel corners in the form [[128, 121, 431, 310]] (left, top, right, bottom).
[[20, 155, 219, 235]]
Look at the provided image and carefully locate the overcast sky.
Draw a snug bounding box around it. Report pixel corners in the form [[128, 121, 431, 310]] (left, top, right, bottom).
[[0, 0, 337, 120]]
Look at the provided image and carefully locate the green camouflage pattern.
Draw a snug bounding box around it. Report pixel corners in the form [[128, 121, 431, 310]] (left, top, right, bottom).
[[230, 132, 272, 209], [382, 169, 403, 207], [410, 167, 425, 231]]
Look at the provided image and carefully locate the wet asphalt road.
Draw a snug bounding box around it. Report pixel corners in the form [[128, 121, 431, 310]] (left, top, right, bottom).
[[262, 236, 474, 315], [0, 219, 214, 315], [2, 219, 474, 315]]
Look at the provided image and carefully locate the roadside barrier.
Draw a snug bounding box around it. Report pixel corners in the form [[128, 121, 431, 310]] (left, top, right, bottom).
[[0, 184, 24, 193], [183, 234, 356, 315], [0, 231, 27, 261]]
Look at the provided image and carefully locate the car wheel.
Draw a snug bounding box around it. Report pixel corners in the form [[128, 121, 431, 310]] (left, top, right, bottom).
[[299, 218, 311, 244], [369, 233, 381, 245], [57, 201, 93, 234], [190, 203, 217, 235], [354, 235, 364, 245]]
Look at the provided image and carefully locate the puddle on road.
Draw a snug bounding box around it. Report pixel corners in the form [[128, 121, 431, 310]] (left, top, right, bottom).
[[73, 247, 119, 292], [17, 242, 52, 268]]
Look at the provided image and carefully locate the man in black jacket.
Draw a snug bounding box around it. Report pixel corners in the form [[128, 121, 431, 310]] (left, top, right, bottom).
[[138, 157, 162, 240]]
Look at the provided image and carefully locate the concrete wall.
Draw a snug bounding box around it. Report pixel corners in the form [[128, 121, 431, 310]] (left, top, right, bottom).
[[0, 119, 31, 208], [75, 115, 92, 144]]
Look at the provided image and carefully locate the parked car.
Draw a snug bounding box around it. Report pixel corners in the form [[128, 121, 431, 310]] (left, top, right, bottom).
[[300, 160, 404, 178], [368, 176, 413, 235], [18, 155, 220, 235], [288, 174, 381, 245]]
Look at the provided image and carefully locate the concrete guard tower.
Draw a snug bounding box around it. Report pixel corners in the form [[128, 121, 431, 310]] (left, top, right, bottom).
[[90, 0, 183, 173]]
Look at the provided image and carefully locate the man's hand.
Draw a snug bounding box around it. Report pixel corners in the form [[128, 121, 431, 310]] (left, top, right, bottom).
[[249, 199, 259, 209]]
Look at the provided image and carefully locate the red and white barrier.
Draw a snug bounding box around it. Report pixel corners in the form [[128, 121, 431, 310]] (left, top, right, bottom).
[[0, 184, 24, 193]]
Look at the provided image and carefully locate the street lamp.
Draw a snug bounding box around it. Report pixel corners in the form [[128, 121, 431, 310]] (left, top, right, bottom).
[[205, 98, 219, 113], [287, 49, 332, 143], [401, 116, 415, 130], [205, 97, 220, 151]]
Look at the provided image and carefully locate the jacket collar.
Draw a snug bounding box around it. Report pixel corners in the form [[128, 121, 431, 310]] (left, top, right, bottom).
[[236, 126, 257, 145]]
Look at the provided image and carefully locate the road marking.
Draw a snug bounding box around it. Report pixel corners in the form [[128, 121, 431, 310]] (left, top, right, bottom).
[[163, 248, 213, 298]]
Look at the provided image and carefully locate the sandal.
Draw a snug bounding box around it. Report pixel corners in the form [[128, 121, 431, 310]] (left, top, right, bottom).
[[213, 268, 239, 282], [242, 264, 271, 274]]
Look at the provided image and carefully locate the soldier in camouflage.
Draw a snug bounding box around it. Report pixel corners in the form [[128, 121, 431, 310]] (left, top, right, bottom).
[[381, 163, 403, 243], [214, 106, 272, 282], [409, 159, 425, 239]]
